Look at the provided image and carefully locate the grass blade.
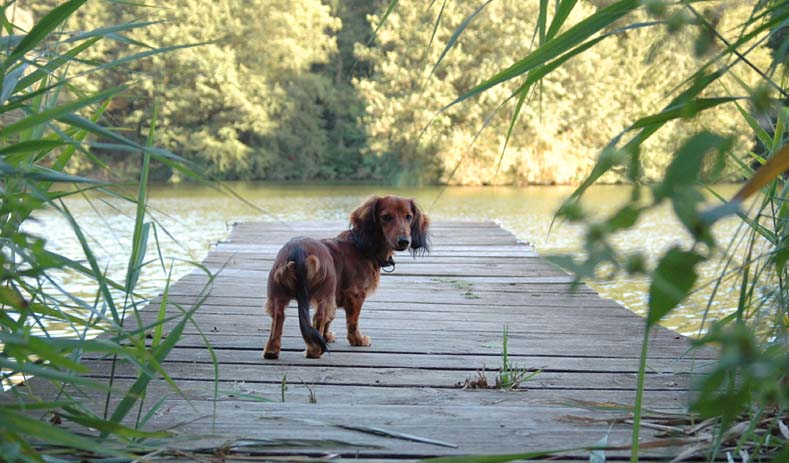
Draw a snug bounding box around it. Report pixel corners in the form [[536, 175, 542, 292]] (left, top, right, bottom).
[[546, 0, 579, 40], [368, 0, 399, 45], [0, 0, 88, 72], [734, 143, 789, 202], [428, 0, 493, 81], [1, 86, 124, 138], [440, 0, 639, 112]]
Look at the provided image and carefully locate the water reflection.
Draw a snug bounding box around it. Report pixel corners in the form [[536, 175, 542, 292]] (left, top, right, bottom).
[[28, 183, 746, 337]]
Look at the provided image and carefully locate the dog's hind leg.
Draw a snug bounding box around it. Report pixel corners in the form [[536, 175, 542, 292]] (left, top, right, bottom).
[[306, 299, 335, 357], [262, 297, 288, 360], [313, 301, 337, 344]]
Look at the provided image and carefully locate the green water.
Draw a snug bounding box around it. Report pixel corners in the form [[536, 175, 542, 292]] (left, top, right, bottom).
[[31, 183, 746, 337]]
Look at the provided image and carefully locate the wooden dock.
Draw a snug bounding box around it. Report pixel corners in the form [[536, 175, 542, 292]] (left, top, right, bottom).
[[27, 221, 714, 459]]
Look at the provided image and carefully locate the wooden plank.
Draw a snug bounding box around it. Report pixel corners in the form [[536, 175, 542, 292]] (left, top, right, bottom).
[[214, 243, 540, 256], [34, 399, 680, 458], [134, 309, 666, 336], [136, 332, 711, 359], [156, 300, 630, 316], [174, 272, 598, 291], [155, 293, 626, 310], [84, 347, 710, 374], [78, 358, 696, 391], [18, 379, 693, 410]]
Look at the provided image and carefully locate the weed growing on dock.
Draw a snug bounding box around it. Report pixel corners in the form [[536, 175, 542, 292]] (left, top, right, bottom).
[[458, 327, 541, 390], [300, 378, 317, 403], [458, 367, 489, 389], [496, 326, 541, 390]]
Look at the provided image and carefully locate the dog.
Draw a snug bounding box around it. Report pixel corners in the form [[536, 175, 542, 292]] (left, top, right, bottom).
[[262, 195, 430, 359]]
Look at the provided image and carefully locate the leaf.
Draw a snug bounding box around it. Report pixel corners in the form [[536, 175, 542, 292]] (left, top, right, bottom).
[[628, 98, 738, 132], [496, 34, 607, 176], [733, 100, 772, 150], [538, 0, 547, 43], [546, 0, 579, 40], [0, 161, 104, 184], [0, 140, 64, 156], [0, 0, 88, 71], [105, 291, 205, 433], [59, 407, 173, 439], [62, 20, 164, 44], [565, 70, 727, 207], [368, 0, 399, 45], [0, 407, 130, 459], [1, 86, 124, 138], [607, 205, 640, 232], [647, 247, 705, 326], [442, 0, 640, 111], [0, 357, 106, 389], [1, 62, 27, 104], [59, 201, 120, 323], [733, 142, 789, 202], [13, 37, 101, 93], [423, 0, 448, 63], [428, 0, 493, 81], [90, 41, 212, 74]]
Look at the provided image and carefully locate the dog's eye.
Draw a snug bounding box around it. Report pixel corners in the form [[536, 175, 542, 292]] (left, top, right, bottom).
[[406, 214, 413, 222], [381, 214, 392, 222]]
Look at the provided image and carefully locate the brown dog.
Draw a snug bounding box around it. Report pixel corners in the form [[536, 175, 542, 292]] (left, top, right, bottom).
[[262, 195, 430, 359]]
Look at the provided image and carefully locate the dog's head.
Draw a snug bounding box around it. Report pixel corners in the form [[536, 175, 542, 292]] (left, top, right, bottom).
[[350, 195, 430, 257]]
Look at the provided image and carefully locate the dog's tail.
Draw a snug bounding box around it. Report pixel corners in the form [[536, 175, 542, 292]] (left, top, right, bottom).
[[272, 247, 328, 354]]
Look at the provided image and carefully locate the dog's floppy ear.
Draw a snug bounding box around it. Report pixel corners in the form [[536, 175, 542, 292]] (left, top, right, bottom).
[[350, 196, 381, 254], [410, 199, 430, 256]]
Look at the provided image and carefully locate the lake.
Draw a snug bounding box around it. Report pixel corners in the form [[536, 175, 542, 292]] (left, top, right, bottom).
[[30, 182, 747, 338]]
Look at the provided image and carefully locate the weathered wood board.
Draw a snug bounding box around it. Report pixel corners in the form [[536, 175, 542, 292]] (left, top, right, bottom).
[[11, 221, 715, 460]]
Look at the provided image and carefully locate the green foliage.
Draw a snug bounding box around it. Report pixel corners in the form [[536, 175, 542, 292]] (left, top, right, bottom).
[[692, 323, 789, 427], [1, 2, 218, 459], [647, 247, 704, 326]]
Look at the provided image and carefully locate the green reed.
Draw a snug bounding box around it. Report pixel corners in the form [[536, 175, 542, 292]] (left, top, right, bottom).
[[0, 1, 219, 459]]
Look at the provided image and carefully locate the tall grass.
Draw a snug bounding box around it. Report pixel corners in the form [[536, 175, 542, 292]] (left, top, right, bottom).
[[401, 0, 789, 460], [1, 1, 219, 459]]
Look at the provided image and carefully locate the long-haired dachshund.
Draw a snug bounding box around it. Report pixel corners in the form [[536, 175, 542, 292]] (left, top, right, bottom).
[[262, 195, 430, 359]]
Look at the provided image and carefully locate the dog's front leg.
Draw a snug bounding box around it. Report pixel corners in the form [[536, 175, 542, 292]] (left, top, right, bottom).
[[344, 296, 371, 347]]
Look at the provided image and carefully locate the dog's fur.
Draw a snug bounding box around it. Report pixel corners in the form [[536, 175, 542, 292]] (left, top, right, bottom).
[[262, 195, 430, 359]]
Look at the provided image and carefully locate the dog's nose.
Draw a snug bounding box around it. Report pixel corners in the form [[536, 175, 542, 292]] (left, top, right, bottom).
[[396, 237, 410, 249]]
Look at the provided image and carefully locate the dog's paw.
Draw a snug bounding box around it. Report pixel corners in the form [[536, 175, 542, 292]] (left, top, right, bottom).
[[325, 331, 336, 343], [349, 334, 372, 347], [304, 345, 323, 359], [262, 350, 279, 360]]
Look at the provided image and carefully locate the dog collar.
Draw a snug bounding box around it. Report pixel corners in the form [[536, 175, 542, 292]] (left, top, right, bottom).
[[380, 256, 396, 273]]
